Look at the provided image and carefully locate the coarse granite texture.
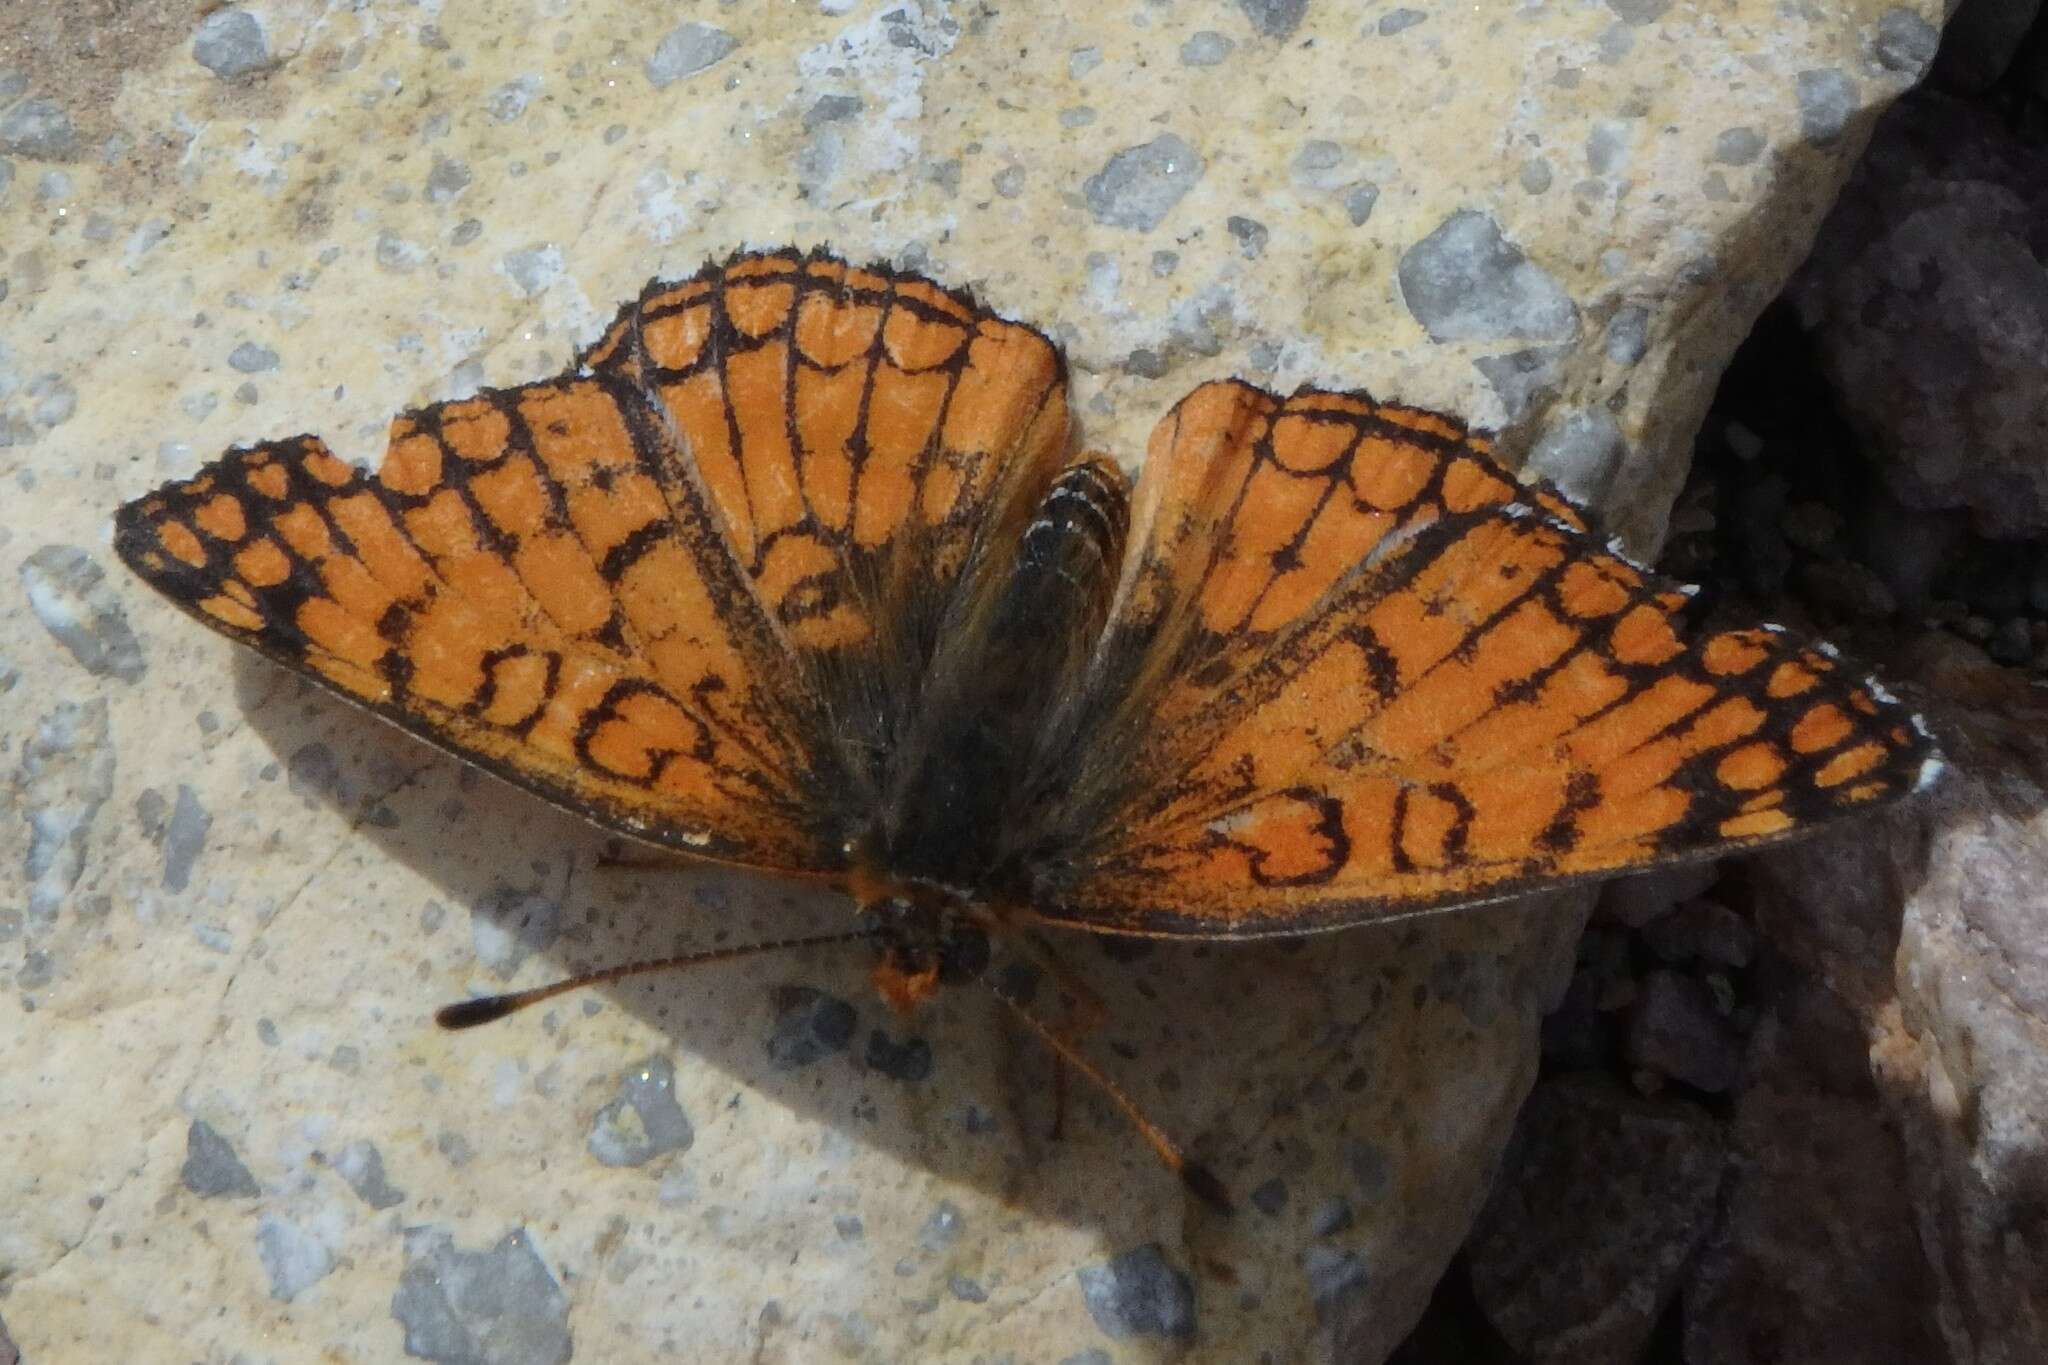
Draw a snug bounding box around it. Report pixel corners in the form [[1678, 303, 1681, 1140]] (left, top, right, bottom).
[[0, 2, 1942, 1361]]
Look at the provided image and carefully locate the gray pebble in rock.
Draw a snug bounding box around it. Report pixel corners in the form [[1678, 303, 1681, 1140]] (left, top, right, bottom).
[[1527, 410, 1627, 507], [647, 22, 739, 88], [17, 699, 114, 931], [1398, 210, 1578, 343], [1628, 971, 1743, 1094], [1712, 126, 1764, 165], [767, 986, 856, 1068], [1605, 304, 1649, 364], [501, 245, 563, 298], [1379, 9, 1428, 36], [193, 9, 271, 80], [1345, 183, 1379, 226], [425, 155, 471, 204], [1606, 0, 1671, 23], [392, 1227, 572, 1365], [1180, 31, 1234, 67], [227, 341, 278, 373], [1519, 158, 1554, 194], [0, 70, 25, 104], [484, 75, 540, 123], [587, 1054, 694, 1167], [1473, 345, 1568, 424], [1249, 1177, 1289, 1215], [0, 98, 76, 161], [1077, 1243, 1196, 1340], [804, 93, 863, 129], [162, 784, 211, 893], [182, 1119, 260, 1198], [1796, 69, 1859, 146], [1304, 1246, 1370, 1324], [334, 1139, 407, 1209], [1083, 134, 1204, 232], [1872, 8, 1940, 79], [257, 1214, 334, 1301], [1237, 0, 1308, 38], [20, 546, 145, 683]]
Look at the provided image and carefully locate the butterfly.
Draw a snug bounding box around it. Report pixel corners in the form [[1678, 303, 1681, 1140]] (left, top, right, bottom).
[[115, 247, 1935, 1208]]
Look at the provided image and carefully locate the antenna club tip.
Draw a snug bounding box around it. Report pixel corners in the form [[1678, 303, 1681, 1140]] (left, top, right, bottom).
[[1181, 1162, 1235, 1215], [436, 995, 520, 1030]]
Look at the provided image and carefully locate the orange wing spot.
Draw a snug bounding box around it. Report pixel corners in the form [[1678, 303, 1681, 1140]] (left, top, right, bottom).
[[296, 596, 387, 672], [1555, 558, 1634, 620], [302, 449, 356, 487], [194, 494, 248, 543], [1398, 785, 1466, 870], [1269, 411, 1356, 473], [1208, 790, 1346, 885], [726, 344, 808, 542], [1766, 658, 1819, 698], [1683, 696, 1767, 750], [1814, 741, 1887, 788], [476, 648, 552, 727], [514, 533, 617, 639], [328, 492, 436, 601], [659, 374, 752, 559], [1248, 498, 1393, 634], [1347, 435, 1436, 511], [442, 401, 514, 465], [942, 327, 1059, 459], [1716, 742, 1785, 791], [1377, 403, 1464, 441], [1609, 604, 1683, 666], [1439, 458, 1515, 513], [892, 276, 974, 324], [1720, 808, 1795, 839], [882, 307, 968, 373], [272, 503, 335, 562], [795, 289, 883, 368], [794, 364, 862, 533], [234, 538, 293, 588], [642, 304, 712, 371], [1702, 631, 1770, 677], [198, 593, 265, 631], [853, 363, 948, 548], [468, 459, 552, 542], [724, 251, 798, 282], [245, 460, 290, 501], [159, 519, 209, 568], [725, 279, 798, 339], [582, 687, 704, 782], [1789, 703, 1852, 754], [382, 431, 444, 496]]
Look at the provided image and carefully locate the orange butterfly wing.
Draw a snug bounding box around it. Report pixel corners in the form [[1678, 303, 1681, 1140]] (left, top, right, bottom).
[[1025, 382, 1934, 936], [580, 249, 1071, 773], [115, 375, 838, 868]]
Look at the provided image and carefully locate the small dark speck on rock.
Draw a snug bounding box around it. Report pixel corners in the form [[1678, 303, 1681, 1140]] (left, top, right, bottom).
[[286, 741, 340, 801], [1312, 1196, 1354, 1235], [767, 986, 856, 1068], [863, 1028, 932, 1082], [182, 1119, 260, 1198], [804, 94, 864, 129], [949, 1274, 989, 1303], [1249, 1178, 1289, 1216], [834, 1214, 863, 1240], [1078, 1243, 1197, 1341], [392, 1227, 572, 1365]]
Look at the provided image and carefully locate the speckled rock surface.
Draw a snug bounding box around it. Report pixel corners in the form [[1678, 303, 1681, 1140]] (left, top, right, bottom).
[[0, 2, 1941, 1360]]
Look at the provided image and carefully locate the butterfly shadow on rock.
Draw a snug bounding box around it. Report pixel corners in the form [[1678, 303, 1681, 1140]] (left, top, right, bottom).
[[228, 648, 1592, 1357]]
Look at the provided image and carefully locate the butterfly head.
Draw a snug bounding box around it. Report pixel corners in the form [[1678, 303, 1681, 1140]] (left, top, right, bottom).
[[856, 881, 992, 1018]]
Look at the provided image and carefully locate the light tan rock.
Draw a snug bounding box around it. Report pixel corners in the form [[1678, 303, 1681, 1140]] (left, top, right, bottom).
[[0, 1, 1940, 1360]]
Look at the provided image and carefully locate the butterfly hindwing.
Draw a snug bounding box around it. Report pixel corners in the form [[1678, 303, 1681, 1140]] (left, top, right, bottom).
[[580, 248, 1072, 781], [1024, 384, 1932, 937]]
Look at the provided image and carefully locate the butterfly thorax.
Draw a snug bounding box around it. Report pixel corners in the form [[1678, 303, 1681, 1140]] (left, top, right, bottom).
[[866, 457, 1130, 896], [851, 873, 993, 1016]]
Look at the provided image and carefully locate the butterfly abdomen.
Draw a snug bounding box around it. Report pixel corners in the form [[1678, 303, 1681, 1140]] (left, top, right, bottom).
[[875, 458, 1131, 887]]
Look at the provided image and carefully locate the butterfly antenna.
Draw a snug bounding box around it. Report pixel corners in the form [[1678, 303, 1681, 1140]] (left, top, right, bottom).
[[986, 976, 1234, 1214], [436, 929, 876, 1029]]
